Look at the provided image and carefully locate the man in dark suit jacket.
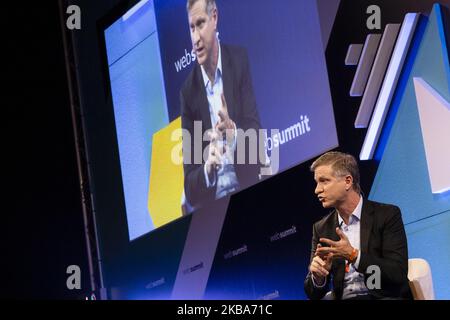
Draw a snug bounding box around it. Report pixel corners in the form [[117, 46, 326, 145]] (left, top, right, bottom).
[[181, 0, 262, 209], [304, 151, 412, 300]]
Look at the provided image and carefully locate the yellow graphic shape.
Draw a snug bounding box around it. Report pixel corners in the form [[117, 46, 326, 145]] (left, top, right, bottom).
[[148, 116, 184, 228]]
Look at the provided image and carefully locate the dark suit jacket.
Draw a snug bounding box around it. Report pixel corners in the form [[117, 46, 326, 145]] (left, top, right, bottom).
[[180, 44, 262, 209], [304, 199, 412, 300]]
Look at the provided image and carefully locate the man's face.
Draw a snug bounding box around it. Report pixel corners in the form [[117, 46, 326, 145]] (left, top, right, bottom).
[[313, 165, 348, 209], [188, 0, 218, 67]]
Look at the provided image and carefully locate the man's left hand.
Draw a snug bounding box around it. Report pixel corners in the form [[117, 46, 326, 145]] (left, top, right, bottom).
[[316, 227, 356, 261]]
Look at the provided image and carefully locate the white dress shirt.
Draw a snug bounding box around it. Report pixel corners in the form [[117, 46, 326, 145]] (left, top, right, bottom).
[[338, 196, 369, 299], [200, 41, 239, 199]]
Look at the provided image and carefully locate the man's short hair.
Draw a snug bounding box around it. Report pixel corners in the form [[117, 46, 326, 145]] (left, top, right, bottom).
[[310, 151, 361, 194], [187, 0, 217, 16]]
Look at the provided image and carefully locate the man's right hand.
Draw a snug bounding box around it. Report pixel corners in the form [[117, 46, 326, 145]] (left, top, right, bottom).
[[205, 130, 223, 177], [309, 244, 333, 285]]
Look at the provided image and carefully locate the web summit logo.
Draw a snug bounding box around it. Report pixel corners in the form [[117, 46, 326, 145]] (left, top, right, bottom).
[[264, 116, 311, 152], [175, 49, 197, 72]]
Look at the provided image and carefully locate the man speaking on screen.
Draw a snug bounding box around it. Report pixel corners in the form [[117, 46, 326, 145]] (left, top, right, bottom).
[[180, 0, 263, 210]]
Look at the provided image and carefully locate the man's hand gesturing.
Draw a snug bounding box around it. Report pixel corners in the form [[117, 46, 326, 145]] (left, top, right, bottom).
[[309, 243, 333, 285]]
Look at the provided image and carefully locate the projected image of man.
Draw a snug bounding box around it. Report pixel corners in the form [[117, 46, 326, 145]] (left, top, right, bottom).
[[180, 0, 262, 209]]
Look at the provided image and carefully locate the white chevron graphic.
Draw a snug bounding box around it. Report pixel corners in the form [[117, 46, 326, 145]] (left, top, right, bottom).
[[413, 77, 450, 194]]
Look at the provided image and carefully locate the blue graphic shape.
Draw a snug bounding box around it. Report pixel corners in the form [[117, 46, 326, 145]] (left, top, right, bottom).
[[369, 4, 450, 299]]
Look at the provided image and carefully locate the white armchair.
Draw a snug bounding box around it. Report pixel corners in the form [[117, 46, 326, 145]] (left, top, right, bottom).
[[408, 258, 435, 300]]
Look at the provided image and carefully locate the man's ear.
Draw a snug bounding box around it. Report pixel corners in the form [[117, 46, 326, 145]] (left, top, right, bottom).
[[212, 7, 218, 29], [345, 175, 353, 191]]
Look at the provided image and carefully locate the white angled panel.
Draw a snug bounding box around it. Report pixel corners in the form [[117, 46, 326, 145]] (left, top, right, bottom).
[[413, 77, 450, 194], [360, 13, 420, 160]]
